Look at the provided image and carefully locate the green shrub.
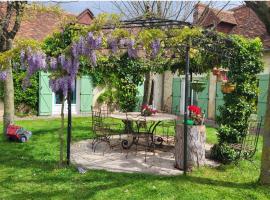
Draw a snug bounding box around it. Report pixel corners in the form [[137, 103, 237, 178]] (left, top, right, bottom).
[[0, 69, 39, 115], [211, 143, 239, 164], [212, 36, 263, 163]]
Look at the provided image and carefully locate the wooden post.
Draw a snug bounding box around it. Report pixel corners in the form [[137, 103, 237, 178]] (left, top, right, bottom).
[[175, 124, 206, 170]]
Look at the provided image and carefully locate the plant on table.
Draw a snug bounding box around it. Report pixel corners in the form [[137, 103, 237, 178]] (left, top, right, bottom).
[[141, 104, 157, 116]]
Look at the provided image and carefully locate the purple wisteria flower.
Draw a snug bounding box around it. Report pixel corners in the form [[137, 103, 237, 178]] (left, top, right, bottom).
[[21, 48, 48, 88], [108, 38, 118, 53], [127, 39, 137, 59], [151, 39, 160, 58], [49, 57, 57, 70], [0, 71, 7, 81]]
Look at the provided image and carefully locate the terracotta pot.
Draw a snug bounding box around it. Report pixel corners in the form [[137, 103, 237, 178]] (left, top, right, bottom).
[[221, 83, 236, 94]]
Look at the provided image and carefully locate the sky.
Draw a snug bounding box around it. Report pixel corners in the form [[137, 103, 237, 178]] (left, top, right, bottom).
[[43, 1, 242, 17], [44, 1, 120, 15]]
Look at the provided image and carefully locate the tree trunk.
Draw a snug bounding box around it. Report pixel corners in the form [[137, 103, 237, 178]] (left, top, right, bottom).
[[59, 98, 65, 167], [3, 40, 14, 136], [142, 72, 152, 105], [245, 1, 270, 185], [175, 124, 206, 170], [259, 74, 270, 184]]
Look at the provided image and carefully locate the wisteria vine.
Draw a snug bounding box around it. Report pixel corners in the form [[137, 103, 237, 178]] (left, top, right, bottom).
[[17, 31, 161, 97]]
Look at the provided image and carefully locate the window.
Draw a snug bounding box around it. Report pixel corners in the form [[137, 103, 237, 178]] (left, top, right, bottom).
[[55, 80, 76, 104]]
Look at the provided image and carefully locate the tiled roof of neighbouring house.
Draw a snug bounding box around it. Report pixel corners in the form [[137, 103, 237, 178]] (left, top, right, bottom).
[[195, 3, 270, 49], [0, 3, 94, 42]]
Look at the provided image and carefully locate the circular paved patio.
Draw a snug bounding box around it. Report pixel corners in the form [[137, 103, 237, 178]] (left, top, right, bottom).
[[71, 135, 218, 176]]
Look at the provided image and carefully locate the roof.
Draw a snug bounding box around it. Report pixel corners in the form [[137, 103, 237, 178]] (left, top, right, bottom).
[[15, 7, 94, 41], [77, 8, 94, 25], [195, 4, 237, 26], [195, 4, 270, 49]]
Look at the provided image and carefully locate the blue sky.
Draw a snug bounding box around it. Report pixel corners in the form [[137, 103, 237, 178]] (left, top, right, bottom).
[[45, 1, 119, 15], [44, 1, 241, 17]]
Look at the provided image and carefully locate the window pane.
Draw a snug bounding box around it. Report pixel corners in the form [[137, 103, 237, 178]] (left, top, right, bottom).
[[55, 80, 76, 104]]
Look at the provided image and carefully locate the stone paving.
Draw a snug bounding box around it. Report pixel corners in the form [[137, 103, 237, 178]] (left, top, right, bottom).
[[71, 135, 219, 176]]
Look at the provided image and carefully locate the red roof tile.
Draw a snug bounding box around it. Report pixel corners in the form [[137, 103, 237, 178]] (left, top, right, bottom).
[[0, 3, 94, 42], [195, 4, 270, 49]]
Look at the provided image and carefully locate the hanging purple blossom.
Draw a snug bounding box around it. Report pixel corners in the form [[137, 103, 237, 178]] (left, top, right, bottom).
[[0, 71, 7, 81], [108, 38, 118, 53], [119, 38, 128, 47], [49, 57, 57, 70], [21, 48, 47, 89], [127, 39, 137, 59], [89, 51, 97, 66], [20, 50, 25, 64], [151, 39, 160, 58]]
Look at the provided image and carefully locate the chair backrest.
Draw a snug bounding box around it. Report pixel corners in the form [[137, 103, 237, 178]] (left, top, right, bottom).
[[92, 109, 106, 135], [241, 116, 262, 159]]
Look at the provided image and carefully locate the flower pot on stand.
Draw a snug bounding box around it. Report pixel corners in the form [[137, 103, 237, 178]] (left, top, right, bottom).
[[221, 83, 236, 94], [191, 81, 206, 93]]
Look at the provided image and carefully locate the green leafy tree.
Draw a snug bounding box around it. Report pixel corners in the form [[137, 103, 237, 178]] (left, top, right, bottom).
[[0, 2, 26, 135], [245, 1, 270, 185]]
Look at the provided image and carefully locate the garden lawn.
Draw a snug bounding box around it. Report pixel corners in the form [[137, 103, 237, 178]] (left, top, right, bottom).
[[0, 117, 269, 200]]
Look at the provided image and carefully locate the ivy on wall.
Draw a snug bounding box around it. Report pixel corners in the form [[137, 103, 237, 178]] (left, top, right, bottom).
[[91, 54, 148, 112]]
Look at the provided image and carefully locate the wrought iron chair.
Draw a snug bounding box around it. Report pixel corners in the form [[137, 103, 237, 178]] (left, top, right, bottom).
[[91, 109, 122, 153], [121, 113, 155, 162], [230, 116, 262, 161], [158, 105, 179, 145]]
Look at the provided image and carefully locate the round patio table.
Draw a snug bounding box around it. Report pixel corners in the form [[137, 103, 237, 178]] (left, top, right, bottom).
[[110, 112, 178, 149]]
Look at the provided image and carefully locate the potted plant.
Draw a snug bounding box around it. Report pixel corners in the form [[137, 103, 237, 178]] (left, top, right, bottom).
[[221, 82, 236, 94], [212, 68, 229, 82], [186, 105, 204, 125], [141, 104, 157, 116], [212, 67, 220, 76]]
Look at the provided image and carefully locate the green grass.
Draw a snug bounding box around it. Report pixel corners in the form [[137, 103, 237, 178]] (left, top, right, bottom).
[[0, 117, 269, 200]]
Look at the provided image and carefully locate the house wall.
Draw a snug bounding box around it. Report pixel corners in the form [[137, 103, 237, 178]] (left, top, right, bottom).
[[262, 51, 270, 74]]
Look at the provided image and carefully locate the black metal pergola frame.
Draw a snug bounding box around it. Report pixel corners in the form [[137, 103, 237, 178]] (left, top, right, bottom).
[[65, 17, 212, 175]]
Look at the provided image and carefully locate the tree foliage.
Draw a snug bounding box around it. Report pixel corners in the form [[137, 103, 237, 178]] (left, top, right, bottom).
[[211, 36, 264, 163]]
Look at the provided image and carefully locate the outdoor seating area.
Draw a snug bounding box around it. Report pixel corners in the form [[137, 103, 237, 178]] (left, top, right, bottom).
[[1, 2, 270, 199], [69, 107, 223, 175]]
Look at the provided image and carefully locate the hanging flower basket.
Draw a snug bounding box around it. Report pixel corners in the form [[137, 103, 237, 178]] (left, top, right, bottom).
[[191, 81, 206, 92], [221, 83, 236, 94], [212, 67, 220, 76], [212, 68, 229, 82]]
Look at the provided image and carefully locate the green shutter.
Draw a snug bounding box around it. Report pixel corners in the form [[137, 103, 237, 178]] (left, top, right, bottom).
[[80, 76, 93, 113], [215, 82, 224, 117], [39, 72, 52, 116], [258, 74, 269, 124], [136, 83, 144, 111], [172, 78, 181, 115], [196, 78, 209, 118]]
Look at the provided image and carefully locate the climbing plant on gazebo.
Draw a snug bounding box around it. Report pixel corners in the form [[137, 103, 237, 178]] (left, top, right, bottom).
[[1, 14, 263, 171]]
